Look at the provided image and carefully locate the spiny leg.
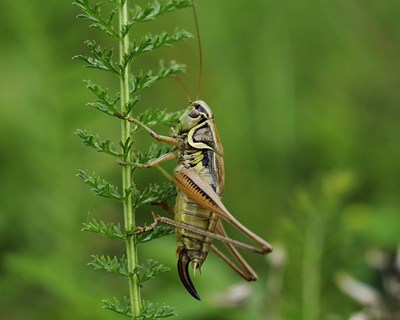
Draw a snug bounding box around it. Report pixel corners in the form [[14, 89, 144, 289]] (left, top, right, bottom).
[[210, 245, 252, 280], [149, 213, 263, 298], [211, 221, 258, 281], [154, 215, 268, 254], [152, 202, 259, 281]]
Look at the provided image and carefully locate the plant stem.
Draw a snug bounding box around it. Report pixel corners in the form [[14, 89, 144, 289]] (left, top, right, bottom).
[[119, 1, 141, 318]]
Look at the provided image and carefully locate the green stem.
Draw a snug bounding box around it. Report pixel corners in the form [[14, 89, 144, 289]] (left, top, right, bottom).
[[119, 1, 141, 318]]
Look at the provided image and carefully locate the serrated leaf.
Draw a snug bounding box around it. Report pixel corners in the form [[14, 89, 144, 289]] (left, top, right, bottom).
[[135, 182, 176, 208], [76, 129, 122, 157], [131, 60, 186, 94], [139, 300, 177, 319], [103, 296, 131, 316], [122, 0, 192, 36], [133, 108, 183, 130], [124, 95, 141, 116], [73, 0, 119, 37], [82, 219, 126, 240], [88, 254, 131, 276], [122, 29, 192, 69], [119, 137, 135, 160], [84, 80, 120, 116], [138, 259, 170, 283], [103, 297, 176, 319], [88, 256, 171, 281], [133, 143, 176, 166], [77, 170, 123, 201], [74, 40, 119, 74]]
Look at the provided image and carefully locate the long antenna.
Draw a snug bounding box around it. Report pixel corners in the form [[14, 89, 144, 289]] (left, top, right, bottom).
[[191, 0, 202, 100], [176, 75, 192, 103]]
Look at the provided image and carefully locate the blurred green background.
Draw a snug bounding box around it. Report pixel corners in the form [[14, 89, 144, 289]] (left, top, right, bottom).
[[1, 0, 399, 319]]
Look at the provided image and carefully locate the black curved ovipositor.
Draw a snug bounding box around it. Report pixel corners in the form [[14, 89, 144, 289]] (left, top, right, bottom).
[[177, 251, 201, 300]]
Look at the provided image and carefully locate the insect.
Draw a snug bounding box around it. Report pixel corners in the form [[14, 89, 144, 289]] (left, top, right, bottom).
[[118, 101, 273, 300], [118, 2, 273, 300]]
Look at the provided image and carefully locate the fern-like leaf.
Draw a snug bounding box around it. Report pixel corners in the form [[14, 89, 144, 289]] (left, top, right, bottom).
[[76, 129, 122, 157], [74, 40, 120, 74], [103, 297, 177, 318], [138, 301, 177, 319], [122, 0, 192, 36], [124, 95, 141, 116], [122, 29, 192, 69], [138, 259, 170, 283], [133, 143, 175, 165], [135, 182, 176, 207], [77, 170, 123, 201], [82, 219, 126, 241], [84, 80, 120, 116], [120, 137, 135, 160], [134, 108, 183, 129], [89, 254, 131, 276], [103, 296, 131, 317], [131, 60, 185, 94], [73, 0, 119, 37]]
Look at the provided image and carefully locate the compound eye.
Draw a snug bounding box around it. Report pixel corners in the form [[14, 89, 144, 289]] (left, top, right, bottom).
[[188, 108, 200, 118]]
